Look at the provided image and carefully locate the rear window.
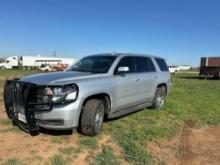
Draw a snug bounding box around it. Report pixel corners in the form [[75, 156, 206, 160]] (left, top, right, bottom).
[[155, 58, 169, 71], [134, 57, 156, 72]]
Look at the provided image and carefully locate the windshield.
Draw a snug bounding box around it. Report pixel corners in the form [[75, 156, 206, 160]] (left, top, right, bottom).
[[68, 55, 116, 73]]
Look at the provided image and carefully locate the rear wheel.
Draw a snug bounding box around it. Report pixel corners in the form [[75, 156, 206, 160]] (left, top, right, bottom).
[[80, 99, 104, 136], [152, 86, 166, 109]]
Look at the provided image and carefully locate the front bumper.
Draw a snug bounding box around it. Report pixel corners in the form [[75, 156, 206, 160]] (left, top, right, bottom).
[[3, 80, 81, 134], [35, 100, 81, 130]]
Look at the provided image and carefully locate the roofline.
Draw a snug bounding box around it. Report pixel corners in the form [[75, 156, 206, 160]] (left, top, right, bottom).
[[201, 56, 220, 58], [85, 53, 164, 59]]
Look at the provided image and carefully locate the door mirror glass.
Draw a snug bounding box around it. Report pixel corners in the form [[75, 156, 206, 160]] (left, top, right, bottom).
[[117, 66, 129, 73]]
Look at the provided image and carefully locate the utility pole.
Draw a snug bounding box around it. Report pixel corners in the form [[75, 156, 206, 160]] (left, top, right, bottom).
[[53, 50, 56, 57]]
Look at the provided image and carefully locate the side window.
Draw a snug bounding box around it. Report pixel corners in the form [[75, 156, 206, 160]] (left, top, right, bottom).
[[134, 57, 156, 72], [115, 56, 135, 73], [155, 58, 169, 71]]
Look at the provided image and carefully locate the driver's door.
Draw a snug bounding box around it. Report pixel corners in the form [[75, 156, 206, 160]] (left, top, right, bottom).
[[112, 56, 142, 112]]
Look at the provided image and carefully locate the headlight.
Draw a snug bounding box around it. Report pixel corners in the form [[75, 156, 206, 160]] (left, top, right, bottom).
[[36, 84, 77, 104]]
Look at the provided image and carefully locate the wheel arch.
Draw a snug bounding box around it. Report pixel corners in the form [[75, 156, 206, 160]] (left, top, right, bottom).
[[156, 83, 167, 95], [81, 93, 111, 115], [76, 93, 111, 131]]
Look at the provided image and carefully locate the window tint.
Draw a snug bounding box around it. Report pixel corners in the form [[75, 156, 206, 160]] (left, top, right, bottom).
[[115, 56, 135, 73], [155, 58, 169, 71], [134, 57, 156, 72]]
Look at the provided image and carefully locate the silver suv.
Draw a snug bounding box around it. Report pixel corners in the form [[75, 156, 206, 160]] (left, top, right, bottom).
[[4, 53, 171, 136]]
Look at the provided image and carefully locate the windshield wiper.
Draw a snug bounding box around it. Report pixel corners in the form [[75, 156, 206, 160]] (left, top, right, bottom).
[[90, 70, 105, 73], [71, 68, 93, 73]]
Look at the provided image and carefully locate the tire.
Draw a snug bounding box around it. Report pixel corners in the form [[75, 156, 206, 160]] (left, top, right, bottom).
[[152, 86, 166, 109], [80, 99, 104, 136]]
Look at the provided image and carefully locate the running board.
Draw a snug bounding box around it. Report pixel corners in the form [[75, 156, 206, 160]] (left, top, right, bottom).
[[108, 102, 151, 118]]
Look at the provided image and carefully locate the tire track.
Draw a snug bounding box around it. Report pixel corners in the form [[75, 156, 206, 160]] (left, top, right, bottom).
[[179, 120, 195, 165]]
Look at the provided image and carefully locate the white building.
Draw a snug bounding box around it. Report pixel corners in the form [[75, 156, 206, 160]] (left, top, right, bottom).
[[178, 65, 191, 71], [0, 55, 77, 69]]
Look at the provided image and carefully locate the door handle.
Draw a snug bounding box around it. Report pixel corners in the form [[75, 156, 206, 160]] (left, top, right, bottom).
[[153, 76, 158, 79], [134, 78, 140, 81]]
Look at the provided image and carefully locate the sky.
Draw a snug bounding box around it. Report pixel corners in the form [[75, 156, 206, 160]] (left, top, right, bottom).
[[0, 0, 220, 66]]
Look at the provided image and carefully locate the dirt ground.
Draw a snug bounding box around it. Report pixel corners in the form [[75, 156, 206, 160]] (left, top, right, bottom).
[[147, 120, 220, 165], [0, 104, 127, 164], [1, 103, 220, 164]]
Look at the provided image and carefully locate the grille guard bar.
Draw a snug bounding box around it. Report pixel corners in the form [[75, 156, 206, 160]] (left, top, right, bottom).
[[4, 80, 39, 133], [3, 79, 78, 134]]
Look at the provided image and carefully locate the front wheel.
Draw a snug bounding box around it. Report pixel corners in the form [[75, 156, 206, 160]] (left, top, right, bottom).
[[152, 86, 166, 109], [80, 99, 104, 136]]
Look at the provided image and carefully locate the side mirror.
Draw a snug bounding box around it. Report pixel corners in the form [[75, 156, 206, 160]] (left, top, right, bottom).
[[117, 66, 129, 73]]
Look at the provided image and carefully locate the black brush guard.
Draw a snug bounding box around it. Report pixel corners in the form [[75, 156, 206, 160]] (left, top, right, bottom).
[[4, 80, 39, 133]]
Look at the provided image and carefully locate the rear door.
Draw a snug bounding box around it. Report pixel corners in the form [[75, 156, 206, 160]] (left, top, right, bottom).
[[134, 56, 157, 102]]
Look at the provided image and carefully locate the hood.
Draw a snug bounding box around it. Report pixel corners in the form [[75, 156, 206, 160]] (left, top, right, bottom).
[[20, 71, 102, 85]]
